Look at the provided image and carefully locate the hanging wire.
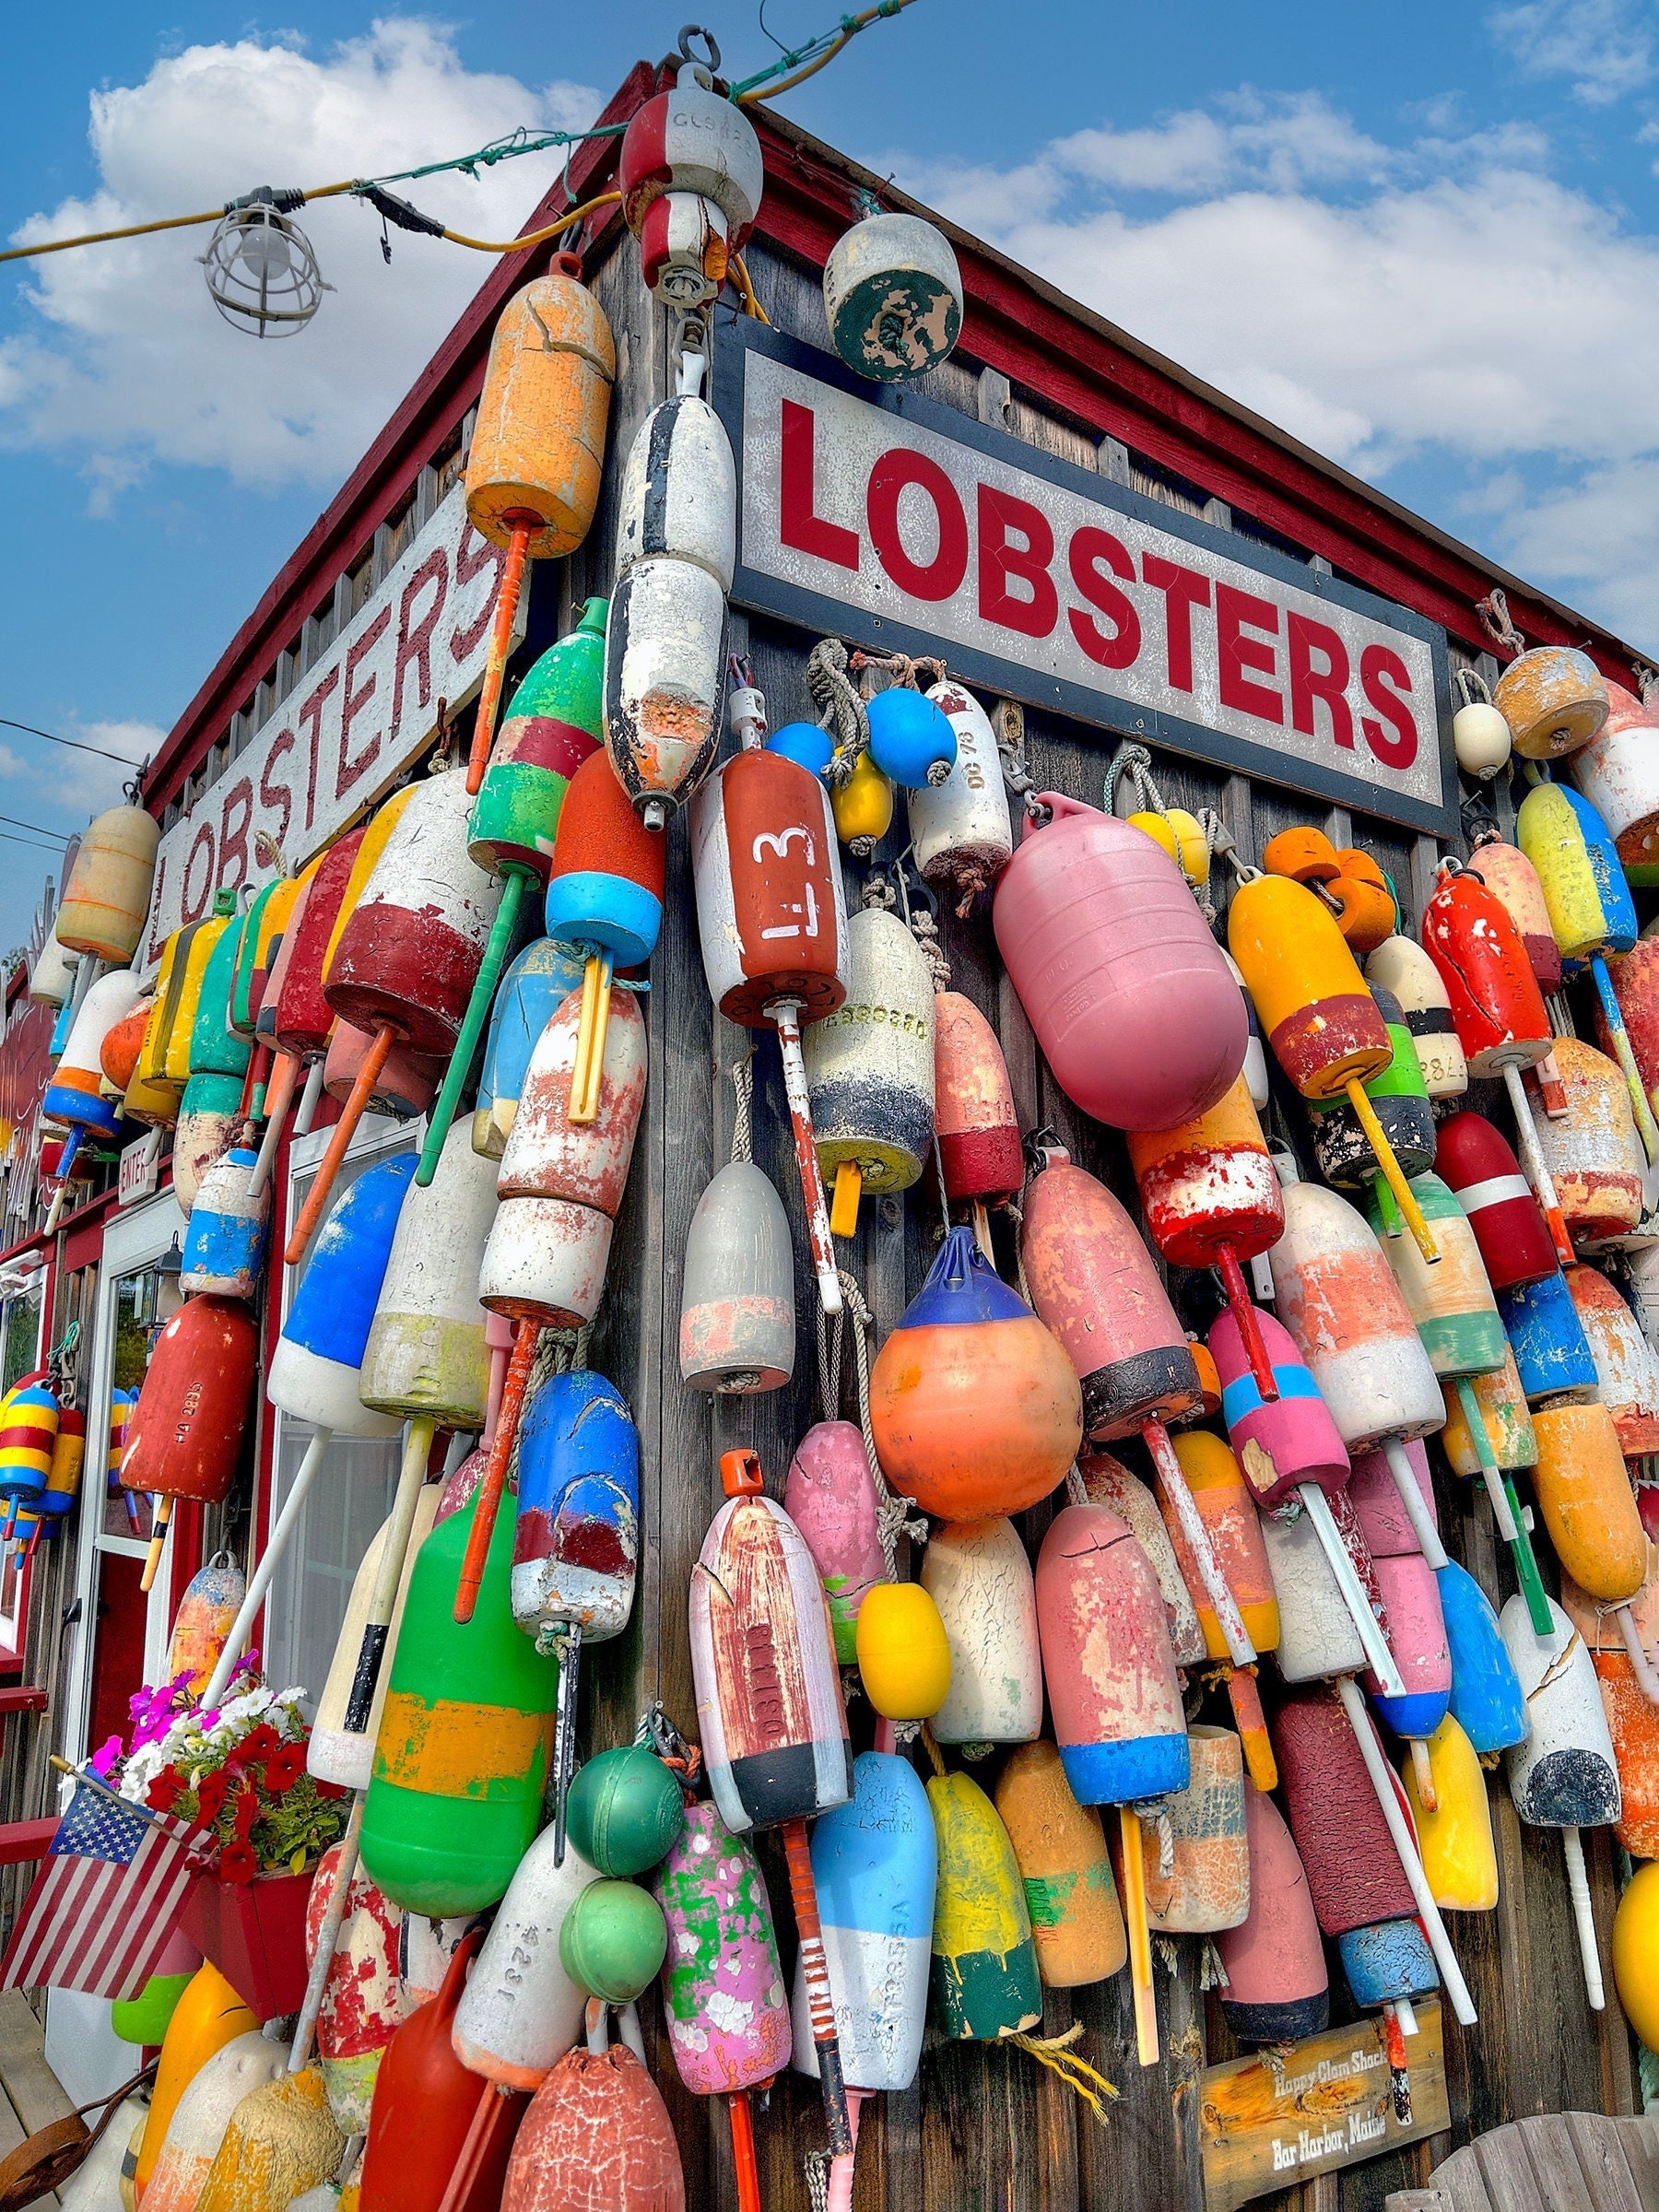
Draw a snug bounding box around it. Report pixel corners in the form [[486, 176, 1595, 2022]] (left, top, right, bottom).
[[0, 2, 918, 269]]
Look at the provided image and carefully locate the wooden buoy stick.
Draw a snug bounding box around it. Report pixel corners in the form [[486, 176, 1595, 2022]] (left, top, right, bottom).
[[341, 1415, 437, 1735], [729, 2086, 766, 2212], [782, 1816, 853, 2155], [139, 1498, 171, 1594], [1141, 1417, 1254, 1666], [1561, 1826, 1605, 2009], [1381, 1438, 1449, 1570], [1345, 1079, 1437, 1263], [830, 1160, 862, 1241], [1224, 1665, 1277, 1794], [291, 1055, 328, 1138], [200, 1426, 335, 1710], [465, 518, 535, 795], [284, 1026, 395, 1265], [247, 1053, 299, 1197], [1591, 959, 1659, 1164], [454, 1324, 539, 1623], [42, 1130, 80, 1236], [1409, 1737, 1438, 1813], [1118, 1806, 1159, 2066], [289, 1790, 364, 2072], [1500, 1065, 1575, 1266], [1614, 1605, 1659, 1708], [768, 998, 842, 1317], [418, 873, 525, 1185], [1335, 1675, 1477, 2026], [1451, 1378, 1551, 1634], [1216, 1244, 1277, 1402], [569, 949, 614, 1127], [1299, 1483, 1408, 1699]]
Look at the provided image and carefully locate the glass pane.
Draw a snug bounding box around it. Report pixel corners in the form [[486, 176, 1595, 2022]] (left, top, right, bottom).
[[2, 1290, 41, 1391], [264, 1422, 400, 1714], [101, 1263, 181, 1541]]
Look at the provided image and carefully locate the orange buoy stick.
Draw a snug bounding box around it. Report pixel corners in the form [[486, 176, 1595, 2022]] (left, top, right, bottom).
[[465, 515, 536, 795], [783, 1815, 854, 2156], [1225, 1665, 1277, 1794], [1215, 1245, 1277, 1404], [283, 1024, 394, 1266], [140, 1498, 171, 1594], [1118, 1806, 1159, 2066], [728, 2084, 764, 2212], [454, 1323, 539, 1623]]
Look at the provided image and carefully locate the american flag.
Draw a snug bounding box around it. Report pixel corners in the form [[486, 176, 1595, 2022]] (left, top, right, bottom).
[[0, 1776, 200, 2000]]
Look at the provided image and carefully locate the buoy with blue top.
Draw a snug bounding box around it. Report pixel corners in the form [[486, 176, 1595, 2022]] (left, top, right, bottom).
[[1498, 1267, 1600, 1405], [41, 968, 142, 1229], [473, 938, 587, 1158], [181, 1136, 268, 1300]]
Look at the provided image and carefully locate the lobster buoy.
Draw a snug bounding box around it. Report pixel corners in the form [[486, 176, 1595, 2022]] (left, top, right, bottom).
[[465, 269, 614, 556], [1307, 985, 1436, 1203], [865, 688, 956, 791], [1439, 1559, 1528, 1754], [934, 990, 1022, 1206], [305, 1846, 403, 2134], [856, 1583, 951, 1721], [1526, 1035, 1645, 1241], [559, 1880, 667, 2007], [825, 208, 962, 382], [476, 939, 588, 1156], [309, 1482, 441, 1790], [1452, 674, 1512, 780], [868, 1224, 1082, 1518], [996, 796, 1244, 1128], [135, 1963, 257, 2202], [451, 1827, 597, 2088], [1366, 935, 1469, 1099], [1614, 1864, 1659, 2051], [785, 1422, 887, 1663], [927, 1769, 1041, 2041], [166, 1555, 245, 1696], [1498, 1268, 1599, 1403], [359, 1931, 520, 2212], [566, 1747, 685, 1879], [1079, 1453, 1204, 1665], [1574, 677, 1659, 881], [181, 1140, 268, 1300], [55, 802, 159, 964], [619, 53, 762, 307], [911, 681, 1013, 906], [1216, 1782, 1329, 2044], [142, 2031, 289, 2212], [1401, 1713, 1499, 1912], [679, 1159, 794, 1395], [502, 2037, 684, 2212], [1567, 1265, 1659, 1453], [1139, 1724, 1250, 1936], [656, 1798, 792, 2092], [27, 923, 76, 1008], [995, 1739, 1126, 1988], [121, 1298, 258, 1586], [324, 1020, 441, 1122], [920, 1515, 1043, 1749], [1440, 1349, 1536, 1487], [1494, 644, 1608, 759], [1434, 1111, 1559, 1290], [802, 901, 935, 1234], [1466, 833, 1562, 990]]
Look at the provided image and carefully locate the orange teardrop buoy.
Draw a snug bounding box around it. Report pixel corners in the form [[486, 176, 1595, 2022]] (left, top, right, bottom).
[[502, 2039, 684, 2212]]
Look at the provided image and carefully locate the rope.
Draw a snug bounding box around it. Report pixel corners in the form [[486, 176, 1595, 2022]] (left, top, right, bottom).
[[1106, 740, 1218, 919], [806, 2149, 831, 2212], [1476, 588, 1526, 656], [1006, 2025, 1118, 2121], [729, 1049, 756, 1166], [818, 1268, 926, 1571], [806, 639, 870, 788]]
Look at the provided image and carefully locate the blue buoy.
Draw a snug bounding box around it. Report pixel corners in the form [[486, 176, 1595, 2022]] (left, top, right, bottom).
[[866, 689, 956, 790]]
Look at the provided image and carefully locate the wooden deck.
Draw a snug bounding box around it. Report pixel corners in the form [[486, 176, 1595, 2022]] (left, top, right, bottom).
[[1390, 2112, 1659, 2210], [0, 1989, 76, 2209]]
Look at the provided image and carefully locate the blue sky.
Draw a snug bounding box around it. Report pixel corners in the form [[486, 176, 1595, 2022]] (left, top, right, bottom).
[[2, 1, 1658, 955]]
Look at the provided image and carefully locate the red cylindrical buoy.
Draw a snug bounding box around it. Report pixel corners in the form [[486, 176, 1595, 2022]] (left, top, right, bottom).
[[120, 1296, 258, 1591], [933, 991, 1023, 1207], [1434, 1110, 1559, 1290], [1216, 1781, 1329, 2045]]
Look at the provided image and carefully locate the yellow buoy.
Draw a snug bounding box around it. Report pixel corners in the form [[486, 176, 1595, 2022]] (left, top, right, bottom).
[[995, 1739, 1126, 1989], [1400, 1713, 1498, 1911], [135, 1960, 257, 2199], [856, 1582, 951, 1720], [1613, 1862, 1659, 2051], [1127, 807, 1208, 888], [56, 804, 160, 965], [194, 2064, 346, 2212], [830, 750, 895, 849]]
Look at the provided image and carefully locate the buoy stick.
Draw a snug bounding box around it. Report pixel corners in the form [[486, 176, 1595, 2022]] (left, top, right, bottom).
[[569, 948, 614, 1128], [1299, 1483, 1408, 1699], [824, 2086, 864, 2212], [549, 1619, 582, 1867], [42, 1129, 80, 1235], [1118, 1806, 1159, 2066], [465, 517, 535, 796], [455, 1324, 539, 1623], [1591, 959, 1659, 1165], [1216, 1244, 1277, 1403], [292, 1055, 328, 1138], [1345, 1079, 1437, 1263], [438, 2077, 510, 2212], [731, 2087, 767, 2212], [1335, 1675, 1477, 2026], [1500, 1065, 1575, 1266], [1450, 1379, 1550, 1632], [418, 872, 525, 1185], [284, 1026, 395, 1266], [1381, 1438, 1449, 1571], [1381, 2002, 1413, 2124], [1141, 1418, 1254, 1666], [830, 1160, 862, 1241], [1371, 1174, 1405, 1240], [247, 1053, 299, 1197], [972, 1200, 994, 1263], [200, 1426, 335, 1711], [768, 999, 842, 1317], [1224, 1665, 1277, 1793], [1614, 1604, 1659, 1708], [341, 1415, 437, 1735], [139, 1498, 171, 1594], [1560, 1825, 1605, 2009], [782, 1816, 853, 2155], [1409, 1737, 1438, 1813], [289, 1790, 364, 2071]]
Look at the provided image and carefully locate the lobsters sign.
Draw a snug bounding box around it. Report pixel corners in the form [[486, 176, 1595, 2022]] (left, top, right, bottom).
[[716, 323, 1452, 836]]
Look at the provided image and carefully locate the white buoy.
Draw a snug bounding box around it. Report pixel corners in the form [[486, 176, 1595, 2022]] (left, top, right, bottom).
[[920, 1516, 1042, 1748]]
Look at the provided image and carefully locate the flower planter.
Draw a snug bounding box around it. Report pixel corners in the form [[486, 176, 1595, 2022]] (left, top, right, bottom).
[[181, 1864, 312, 2020]]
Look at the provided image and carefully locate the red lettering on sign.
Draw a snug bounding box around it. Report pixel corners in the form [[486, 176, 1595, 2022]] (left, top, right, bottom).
[[1067, 525, 1141, 670], [182, 822, 216, 928], [1217, 582, 1283, 724], [1360, 644, 1418, 769], [1287, 612, 1354, 750], [780, 399, 859, 570], [867, 449, 968, 601], [1141, 554, 1212, 691], [337, 606, 391, 801], [450, 527, 504, 662], [296, 668, 340, 835], [391, 549, 448, 735], [217, 778, 253, 894], [978, 484, 1057, 638], [259, 730, 296, 859]]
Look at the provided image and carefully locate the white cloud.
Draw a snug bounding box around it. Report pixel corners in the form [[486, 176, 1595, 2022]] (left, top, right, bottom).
[[0, 23, 600, 500], [1488, 0, 1657, 103]]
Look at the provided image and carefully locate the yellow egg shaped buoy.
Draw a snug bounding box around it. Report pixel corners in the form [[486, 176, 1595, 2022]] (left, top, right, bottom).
[[1400, 1714, 1498, 1912], [830, 749, 895, 850], [1126, 807, 1208, 888], [135, 1960, 258, 2200], [856, 1582, 952, 1720], [1613, 1862, 1659, 2051]]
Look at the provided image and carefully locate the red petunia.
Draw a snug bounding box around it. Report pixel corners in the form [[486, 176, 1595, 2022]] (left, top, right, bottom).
[[315, 1780, 347, 1800], [145, 1768, 183, 1812], [217, 1841, 257, 1886], [265, 1744, 306, 1793], [194, 1771, 229, 1827], [232, 1784, 260, 1838], [240, 1724, 282, 1761]]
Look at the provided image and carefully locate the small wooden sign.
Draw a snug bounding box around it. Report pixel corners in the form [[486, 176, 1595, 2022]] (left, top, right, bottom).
[[1199, 2003, 1449, 2212]]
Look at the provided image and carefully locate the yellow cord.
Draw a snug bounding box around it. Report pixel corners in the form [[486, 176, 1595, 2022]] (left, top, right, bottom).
[[731, 252, 771, 324], [439, 188, 621, 254], [0, 178, 359, 265]]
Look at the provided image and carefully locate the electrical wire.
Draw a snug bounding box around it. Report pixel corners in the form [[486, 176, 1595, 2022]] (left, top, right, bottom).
[[731, 252, 771, 324], [0, 2, 918, 269], [438, 189, 621, 256], [0, 810, 71, 843], [0, 716, 147, 767]]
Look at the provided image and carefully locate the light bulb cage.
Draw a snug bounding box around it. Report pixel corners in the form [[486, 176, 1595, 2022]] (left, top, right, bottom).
[[200, 194, 329, 338]]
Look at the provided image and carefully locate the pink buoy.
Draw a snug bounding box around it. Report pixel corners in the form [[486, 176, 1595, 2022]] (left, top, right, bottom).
[[783, 1422, 887, 1666]]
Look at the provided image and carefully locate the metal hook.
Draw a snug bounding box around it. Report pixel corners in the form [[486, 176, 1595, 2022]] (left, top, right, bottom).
[[677, 23, 723, 69]]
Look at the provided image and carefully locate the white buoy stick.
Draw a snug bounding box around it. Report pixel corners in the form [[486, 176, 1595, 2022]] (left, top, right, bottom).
[[1382, 1438, 1449, 1570], [291, 1057, 328, 1139], [1301, 1484, 1407, 1699], [199, 1426, 334, 1712], [1560, 1826, 1606, 2010], [1142, 1417, 1254, 1665]]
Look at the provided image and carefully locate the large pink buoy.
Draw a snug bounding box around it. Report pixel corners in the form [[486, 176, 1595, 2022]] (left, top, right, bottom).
[[993, 795, 1245, 1129]]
